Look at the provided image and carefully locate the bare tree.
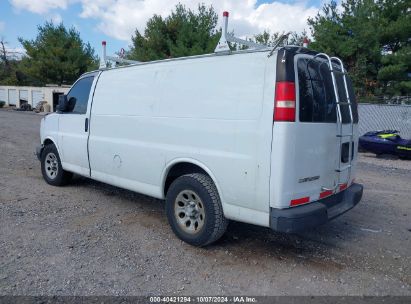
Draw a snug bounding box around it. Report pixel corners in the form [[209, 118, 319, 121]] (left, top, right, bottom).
[[0, 37, 13, 78], [0, 37, 10, 66]]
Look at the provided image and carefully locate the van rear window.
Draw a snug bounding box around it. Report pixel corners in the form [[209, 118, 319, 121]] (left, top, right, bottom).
[[297, 58, 358, 123]]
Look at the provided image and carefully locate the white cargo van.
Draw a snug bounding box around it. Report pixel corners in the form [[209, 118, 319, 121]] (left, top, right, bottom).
[[36, 16, 362, 246]]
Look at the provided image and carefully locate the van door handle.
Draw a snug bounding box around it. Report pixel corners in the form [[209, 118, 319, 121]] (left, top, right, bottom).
[[85, 118, 89, 132]]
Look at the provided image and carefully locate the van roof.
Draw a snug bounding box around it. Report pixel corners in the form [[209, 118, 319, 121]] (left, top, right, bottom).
[[81, 46, 320, 78]]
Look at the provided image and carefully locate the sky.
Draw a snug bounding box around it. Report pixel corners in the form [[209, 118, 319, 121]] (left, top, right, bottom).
[[0, 0, 324, 57]]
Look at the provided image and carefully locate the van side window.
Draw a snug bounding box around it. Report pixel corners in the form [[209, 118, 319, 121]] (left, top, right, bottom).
[[65, 76, 94, 114]]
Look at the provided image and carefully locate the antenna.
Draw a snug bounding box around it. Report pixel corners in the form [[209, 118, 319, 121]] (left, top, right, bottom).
[[99, 41, 140, 69], [214, 11, 267, 53]]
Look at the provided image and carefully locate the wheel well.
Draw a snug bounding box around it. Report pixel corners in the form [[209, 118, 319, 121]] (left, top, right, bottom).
[[43, 138, 54, 146], [164, 162, 209, 196]]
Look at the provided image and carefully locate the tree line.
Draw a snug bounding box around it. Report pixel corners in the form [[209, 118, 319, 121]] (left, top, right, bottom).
[[308, 0, 410, 99], [0, 22, 98, 86], [0, 0, 409, 100]]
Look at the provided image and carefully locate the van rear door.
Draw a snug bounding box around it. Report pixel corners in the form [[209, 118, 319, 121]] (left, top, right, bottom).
[[270, 49, 359, 209]]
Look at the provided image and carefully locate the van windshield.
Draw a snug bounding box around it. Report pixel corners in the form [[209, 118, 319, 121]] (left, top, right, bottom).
[[297, 57, 358, 123]]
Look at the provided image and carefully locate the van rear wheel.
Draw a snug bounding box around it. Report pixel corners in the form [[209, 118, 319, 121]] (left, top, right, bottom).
[[165, 173, 228, 246], [41, 144, 72, 186]]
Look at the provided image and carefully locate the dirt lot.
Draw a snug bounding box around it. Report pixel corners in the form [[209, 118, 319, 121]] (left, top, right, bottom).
[[0, 109, 410, 296]]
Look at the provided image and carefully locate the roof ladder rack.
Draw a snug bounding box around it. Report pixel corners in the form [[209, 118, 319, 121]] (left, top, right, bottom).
[[214, 11, 267, 53], [99, 41, 140, 69]]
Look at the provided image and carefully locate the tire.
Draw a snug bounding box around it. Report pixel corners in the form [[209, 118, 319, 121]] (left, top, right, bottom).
[[41, 144, 72, 186], [165, 173, 228, 247]]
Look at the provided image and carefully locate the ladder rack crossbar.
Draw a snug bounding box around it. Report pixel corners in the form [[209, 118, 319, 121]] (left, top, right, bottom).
[[226, 35, 266, 50], [105, 56, 140, 65]]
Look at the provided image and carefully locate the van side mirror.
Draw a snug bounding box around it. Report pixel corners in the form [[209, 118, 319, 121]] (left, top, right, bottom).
[[57, 95, 68, 112]]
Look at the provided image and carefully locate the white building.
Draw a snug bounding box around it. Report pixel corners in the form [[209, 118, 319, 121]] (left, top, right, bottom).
[[0, 85, 70, 112]]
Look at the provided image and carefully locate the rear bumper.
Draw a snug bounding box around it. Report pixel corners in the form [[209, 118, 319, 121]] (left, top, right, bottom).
[[270, 183, 363, 233]]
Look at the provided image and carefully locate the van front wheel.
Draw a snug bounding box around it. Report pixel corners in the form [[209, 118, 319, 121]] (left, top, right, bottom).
[[41, 144, 72, 186], [165, 173, 228, 246]]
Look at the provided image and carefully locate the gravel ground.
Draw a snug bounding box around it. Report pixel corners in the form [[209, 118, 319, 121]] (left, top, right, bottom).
[[0, 109, 410, 296]]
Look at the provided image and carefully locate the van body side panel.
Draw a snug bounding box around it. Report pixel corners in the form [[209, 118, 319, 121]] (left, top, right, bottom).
[[40, 114, 60, 151], [89, 64, 165, 198], [89, 52, 274, 221]]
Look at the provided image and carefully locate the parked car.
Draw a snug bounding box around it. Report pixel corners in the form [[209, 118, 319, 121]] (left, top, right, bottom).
[[359, 130, 411, 159], [36, 45, 363, 246]]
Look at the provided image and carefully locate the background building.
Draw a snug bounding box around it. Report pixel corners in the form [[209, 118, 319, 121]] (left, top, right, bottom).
[[0, 85, 70, 112]]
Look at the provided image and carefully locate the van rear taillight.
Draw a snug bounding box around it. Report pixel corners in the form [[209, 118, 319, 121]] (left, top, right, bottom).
[[274, 81, 296, 122]]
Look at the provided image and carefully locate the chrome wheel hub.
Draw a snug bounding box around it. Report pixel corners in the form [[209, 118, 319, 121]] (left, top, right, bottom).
[[45, 152, 59, 179], [174, 190, 205, 234]]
